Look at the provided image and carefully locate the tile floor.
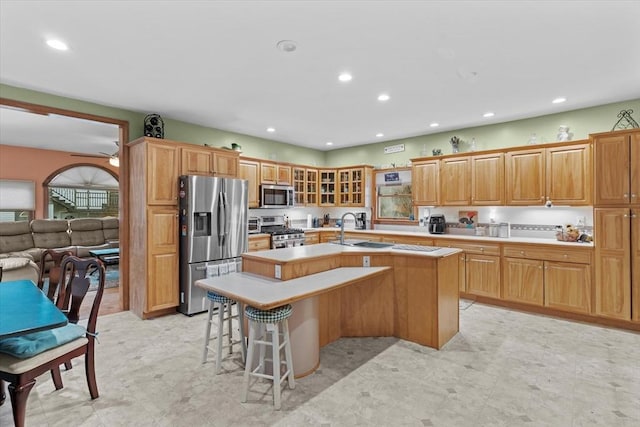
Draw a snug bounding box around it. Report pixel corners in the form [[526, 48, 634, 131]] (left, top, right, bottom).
[[1, 302, 638, 426]]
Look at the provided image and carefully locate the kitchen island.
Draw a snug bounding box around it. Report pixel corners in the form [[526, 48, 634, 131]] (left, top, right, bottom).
[[197, 243, 461, 377]]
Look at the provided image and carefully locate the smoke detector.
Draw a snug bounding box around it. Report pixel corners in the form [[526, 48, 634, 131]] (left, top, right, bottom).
[[276, 40, 297, 53]]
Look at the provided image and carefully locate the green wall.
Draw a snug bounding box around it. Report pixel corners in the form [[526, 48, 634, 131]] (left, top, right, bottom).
[[0, 83, 325, 166], [325, 99, 640, 167], [2, 83, 638, 169]]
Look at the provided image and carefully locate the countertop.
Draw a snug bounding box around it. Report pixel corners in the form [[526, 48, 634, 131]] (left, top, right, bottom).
[[242, 242, 462, 262], [301, 228, 594, 248]]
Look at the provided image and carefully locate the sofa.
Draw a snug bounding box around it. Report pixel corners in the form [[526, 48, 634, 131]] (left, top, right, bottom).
[[0, 217, 119, 273]]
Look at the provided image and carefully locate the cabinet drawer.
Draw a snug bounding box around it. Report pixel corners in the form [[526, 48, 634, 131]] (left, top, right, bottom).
[[248, 236, 271, 251], [503, 245, 591, 264], [438, 240, 500, 256]]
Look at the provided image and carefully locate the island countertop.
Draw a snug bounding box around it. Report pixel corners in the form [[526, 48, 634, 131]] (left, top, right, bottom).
[[242, 242, 462, 263]]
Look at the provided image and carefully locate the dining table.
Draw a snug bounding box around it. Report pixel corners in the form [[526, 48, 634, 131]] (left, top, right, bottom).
[[0, 279, 68, 405]]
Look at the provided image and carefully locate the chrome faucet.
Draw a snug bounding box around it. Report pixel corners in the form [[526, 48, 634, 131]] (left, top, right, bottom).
[[340, 212, 357, 245]]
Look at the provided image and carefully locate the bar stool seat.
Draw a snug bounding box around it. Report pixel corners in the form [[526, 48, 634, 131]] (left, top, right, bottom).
[[202, 291, 246, 374], [242, 304, 295, 410]]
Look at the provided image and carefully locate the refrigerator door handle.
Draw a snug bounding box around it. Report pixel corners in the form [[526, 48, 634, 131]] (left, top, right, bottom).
[[222, 191, 230, 246], [217, 191, 225, 247]]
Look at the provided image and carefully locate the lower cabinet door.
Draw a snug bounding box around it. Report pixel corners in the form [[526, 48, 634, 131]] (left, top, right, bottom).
[[502, 257, 544, 306], [465, 254, 500, 298], [544, 261, 591, 314]]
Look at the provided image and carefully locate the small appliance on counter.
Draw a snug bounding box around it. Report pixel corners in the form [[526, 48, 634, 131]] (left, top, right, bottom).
[[498, 222, 510, 238], [355, 213, 367, 230], [428, 214, 446, 234]]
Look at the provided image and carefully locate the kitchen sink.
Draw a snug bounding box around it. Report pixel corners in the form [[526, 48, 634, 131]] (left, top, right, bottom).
[[350, 241, 395, 249]]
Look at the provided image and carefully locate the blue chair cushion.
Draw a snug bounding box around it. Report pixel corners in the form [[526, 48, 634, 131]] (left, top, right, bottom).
[[0, 323, 86, 358], [207, 291, 234, 305], [245, 304, 292, 323]]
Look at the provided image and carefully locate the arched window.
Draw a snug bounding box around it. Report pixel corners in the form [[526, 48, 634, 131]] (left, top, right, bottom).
[[45, 165, 119, 219]]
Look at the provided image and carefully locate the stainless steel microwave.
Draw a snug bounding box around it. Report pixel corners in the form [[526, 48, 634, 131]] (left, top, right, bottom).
[[260, 185, 295, 208]]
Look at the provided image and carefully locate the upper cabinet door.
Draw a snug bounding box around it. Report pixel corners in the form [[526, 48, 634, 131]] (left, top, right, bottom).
[[260, 162, 277, 184], [148, 142, 179, 205], [277, 165, 292, 185], [180, 146, 212, 175], [212, 151, 238, 178], [594, 133, 631, 205], [546, 143, 591, 205], [239, 159, 259, 208], [505, 148, 545, 205], [440, 157, 470, 205], [412, 160, 439, 206], [471, 153, 504, 205]]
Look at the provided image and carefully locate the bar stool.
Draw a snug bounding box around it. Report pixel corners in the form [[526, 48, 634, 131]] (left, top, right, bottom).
[[241, 304, 295, 410], [202, 291, 246, 374]]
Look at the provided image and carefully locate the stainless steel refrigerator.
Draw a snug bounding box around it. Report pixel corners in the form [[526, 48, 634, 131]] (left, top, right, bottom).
[[178, 175, 248, 315]]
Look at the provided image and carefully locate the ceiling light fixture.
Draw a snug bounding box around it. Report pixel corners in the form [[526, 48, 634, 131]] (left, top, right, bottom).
[[552, 97, 567, 104], [267, 127, 275, 133], [276, 40, 297, 53], [326, 141, 333, 146], [376, 133, 384, 138], [338, 72, 352, 82], [108, 157, 120, 168], [377, 94, 390, 102], [483, 112, 495, 118], [46, 39, 69, 51], [429, 122, 439, 128]]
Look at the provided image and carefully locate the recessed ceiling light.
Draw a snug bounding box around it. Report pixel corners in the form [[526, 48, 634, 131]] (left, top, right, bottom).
[[276, 40, 297, 53], [483, 112, 495, 118], [266, 127, 275, 133], [377, 94, 390, 102], [552, 97, 567, 104], [429, 122, 439, 128], [376, 133, 384, 138], [46, 39, 68, 51], [338, 72, 352, 82], [326, 141, 333, 146]]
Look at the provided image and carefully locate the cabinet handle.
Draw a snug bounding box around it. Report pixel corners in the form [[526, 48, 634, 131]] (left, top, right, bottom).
[[623, 193, 628, 198], [539, 266, 543, 269], [480, 247, 484, 251], [520, 251, 525, 255], [624, 214, 629, 218], [632, 193, 637, 198]]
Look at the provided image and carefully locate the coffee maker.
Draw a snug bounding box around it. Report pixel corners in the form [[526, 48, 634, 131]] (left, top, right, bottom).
[[428, 214, 446, 234], [355, 213, 367, 230]]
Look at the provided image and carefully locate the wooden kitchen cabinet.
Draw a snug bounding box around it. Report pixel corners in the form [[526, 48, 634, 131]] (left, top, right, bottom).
[[304, 231, 320, 245], [545, 143, 591, 205], [412, 160, 439, 206], [129, 135, 182, 318], [503, 243, 592, 314], [146, 207, 179, 313], [593, 130, 640, 206], [306, 169, 318, 205], [438, 240, 500, 298], [338, 166, 371, 207], [595, 208, 632, 320], [147, 140, 179, 205], [180, 145, 238, 178], [248, 234, 271, 252], [319, 169, 337, 206], [505, 148, 545, 205], [261, 162, 291, 185], [440, 157, 470, 205], [293, 167, 306, 205], [471, 153, 504, 205], [633, 207, 640, 322], [502, 257, 544, 306], [239, 159, 260, 208], [506, 142, 591, 206]]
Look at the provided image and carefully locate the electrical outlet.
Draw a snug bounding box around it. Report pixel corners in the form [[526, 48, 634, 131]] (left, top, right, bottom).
[[363, 256, 370, 267], [274, 264, 281, 279]]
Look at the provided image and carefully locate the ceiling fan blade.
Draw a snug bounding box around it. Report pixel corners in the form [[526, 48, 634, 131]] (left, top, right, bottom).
[[70, 153, 109, 158]]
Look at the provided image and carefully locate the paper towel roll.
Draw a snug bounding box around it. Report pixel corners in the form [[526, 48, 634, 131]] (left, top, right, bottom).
[[307, 214, 313, 228]]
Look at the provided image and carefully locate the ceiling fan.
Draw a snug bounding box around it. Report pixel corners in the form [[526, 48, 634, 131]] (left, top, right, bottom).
[[71, 141, 120, 167]]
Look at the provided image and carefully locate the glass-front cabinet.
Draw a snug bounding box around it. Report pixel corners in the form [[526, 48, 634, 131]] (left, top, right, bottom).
[[293, 167, 306, 205], [338, 166, 371, 207], [306, 169, 318, 205], [319, 169, 336, 206]]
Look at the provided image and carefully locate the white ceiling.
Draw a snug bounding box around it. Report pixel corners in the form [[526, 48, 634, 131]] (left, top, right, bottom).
[[1, 0, 639, 154]]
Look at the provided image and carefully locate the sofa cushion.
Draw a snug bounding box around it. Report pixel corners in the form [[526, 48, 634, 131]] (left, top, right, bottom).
[[102, 217, 119, 241], [0, 221, 35, 253], [31, 219, 71, 249], [0, 257, 40, 283], [69, 218, 104, 246]]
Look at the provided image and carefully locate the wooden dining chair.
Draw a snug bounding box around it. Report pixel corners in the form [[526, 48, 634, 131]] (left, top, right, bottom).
[[37, 248, 74, 301], [0, 256, 106, 427]]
